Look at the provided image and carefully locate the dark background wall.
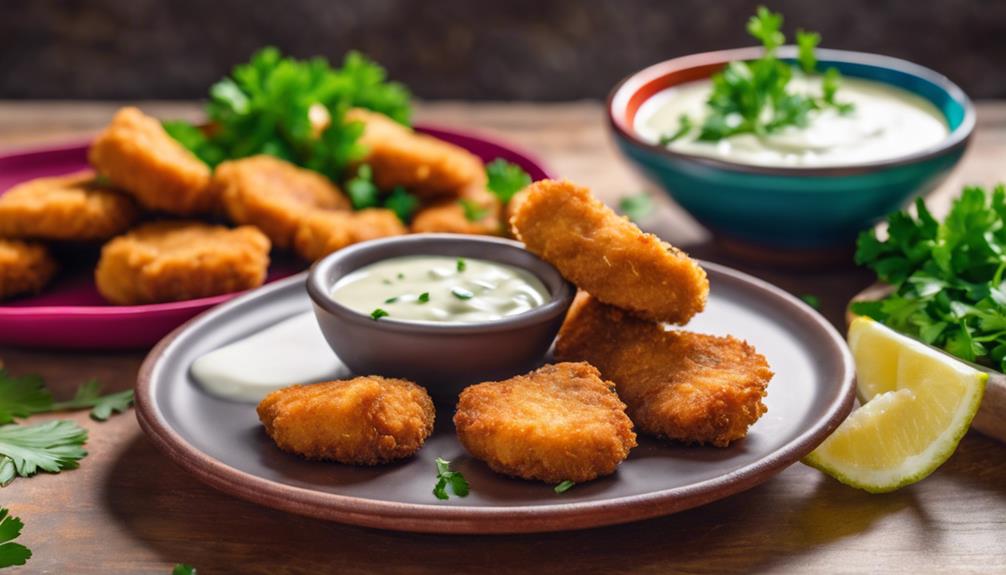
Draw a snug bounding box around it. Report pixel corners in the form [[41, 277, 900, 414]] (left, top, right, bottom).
[[2, 0, 1004, 100]]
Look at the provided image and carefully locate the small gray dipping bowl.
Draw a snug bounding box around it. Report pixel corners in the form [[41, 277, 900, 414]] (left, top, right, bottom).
[[307, 233, 576, 397]]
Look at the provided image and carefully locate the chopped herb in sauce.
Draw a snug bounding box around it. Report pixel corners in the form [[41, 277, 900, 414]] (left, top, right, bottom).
[[370, 308, 389, 320], [418, 292, 430, 303], [457, 258, 467, 272]]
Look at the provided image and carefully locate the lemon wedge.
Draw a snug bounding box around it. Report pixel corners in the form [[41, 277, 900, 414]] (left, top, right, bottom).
[[803, 317, 986, 493]]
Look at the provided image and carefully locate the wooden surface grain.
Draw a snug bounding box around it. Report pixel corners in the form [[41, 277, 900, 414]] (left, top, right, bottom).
[[1, 101, 1005, 574]]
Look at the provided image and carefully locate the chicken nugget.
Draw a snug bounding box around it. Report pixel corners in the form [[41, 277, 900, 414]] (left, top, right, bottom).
[[454, 362, 636, 483], [555, 294, 772, 447], [410, 184, 502, 235], [95, 221, 270, 305], [0, 170, 138, 241], [89, 107, 214, 215], [348, 108, 485, 199], [215, 155, 351, 248], [258, 376, 435, 465], [293, 208, 407, 261], [0, 239, 57, 300], [511, 179, 708, 325]]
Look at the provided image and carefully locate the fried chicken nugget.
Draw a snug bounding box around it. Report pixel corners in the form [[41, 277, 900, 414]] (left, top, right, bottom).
[[554, 294, 772, 447], [410, 184, 502, 236], [214, 155, 351, 248], [511, 179, 708, 325], [95, 221, 270, 305], [293, 208, 407, 261], [0, 170, 138, 241], [258, 376, 435, 465], [454, 362, 637, 483], [89, 107, 214, 215], [348, 108, 486, 199], [0, 239, 57, 300]]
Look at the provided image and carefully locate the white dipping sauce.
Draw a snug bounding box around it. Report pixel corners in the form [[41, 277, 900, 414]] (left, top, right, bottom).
[[191, 312, 344, 402], [635, 76, 949, 167], [331, 255, 549, 323]]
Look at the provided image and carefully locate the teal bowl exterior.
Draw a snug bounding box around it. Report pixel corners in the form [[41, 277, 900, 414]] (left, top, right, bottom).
[[609, 48, 974, 250]]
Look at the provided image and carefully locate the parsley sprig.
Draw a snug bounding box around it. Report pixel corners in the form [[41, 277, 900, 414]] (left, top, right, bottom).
[[666, 7, 853, 144], [852, 185, 1006, 370], [0, 507, 31, 568], [0, 420, 88, 487], [433, 457, 469, 500], [0, 369, 134, 424], [485, 159, 532, 204]]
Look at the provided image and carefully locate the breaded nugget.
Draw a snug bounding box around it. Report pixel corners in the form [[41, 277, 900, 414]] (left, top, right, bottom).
[[502, 187, 531, 238], [0, 170, 138, 241], [95, 221, 270, 305], [454, 362, 636, 483], [348, 108, 486, 199], [511, 179, 708, 325], [0, 239, 57, 300], [89, 107, 214, 215], [214, 155, 351, 248], [410, 184, 502, 235], [258, 376, 435, 465], [555, 294, 772, 447], [293, 208, 406, 261]]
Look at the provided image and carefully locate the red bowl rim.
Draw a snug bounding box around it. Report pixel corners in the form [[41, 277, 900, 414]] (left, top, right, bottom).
[[606, 46, 975, 177]]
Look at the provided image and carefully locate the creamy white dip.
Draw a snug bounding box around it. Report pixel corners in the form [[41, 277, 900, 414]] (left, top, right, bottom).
[[635, 76, 949, 167], [331, 255, 549, 323]]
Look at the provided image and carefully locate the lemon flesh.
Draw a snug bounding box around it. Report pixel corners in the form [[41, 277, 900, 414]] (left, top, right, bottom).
[[804, 317, 986, 493]]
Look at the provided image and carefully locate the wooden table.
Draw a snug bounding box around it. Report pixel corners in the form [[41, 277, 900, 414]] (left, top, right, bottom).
[[1, 101, 1005, 574]]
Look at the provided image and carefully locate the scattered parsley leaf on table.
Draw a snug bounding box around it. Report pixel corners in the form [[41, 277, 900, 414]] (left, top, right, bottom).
[[0, 508, 31, 568], [433, 457, 469, 500], [0, 370, 52, 425], [51, 379, 134, 422], [485, 159, 532, 204], [619, 193, 654, 223], [0, 420, 87, 487], [800, 294, 822, 310], [172, 564, 197, 575]]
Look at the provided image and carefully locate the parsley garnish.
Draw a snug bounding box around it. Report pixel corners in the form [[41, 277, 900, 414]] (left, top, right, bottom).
[[433, 457, 469, 500], [852, 184, 1006, 369], [418, 292, 430, 303], [554, 480, 575, 494], [164, 47, 411, 180], [460, 199, 490, 222], [452, 287, 474, 300], [173, 564, 197, 575], [485, 158, 532, 204], [370, 308, 389, 320], [0, 370, 134, 423], [384, 296, 399, 304], [666, 7, 853, 144], [800, 294, 822, 310], [0, 420, 88, 487], [347, 164, 380, 209], [456, 258, 467, 272], [0, 507, 31, 568], [619, 193, 654, 223], [384, 186, 419, 223]]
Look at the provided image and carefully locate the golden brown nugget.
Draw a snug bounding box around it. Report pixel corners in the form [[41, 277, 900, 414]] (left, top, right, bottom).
[[410, 184, 502, 235], [0, 170, 138, 241], [555, 294, 772, 447], [89, 107, 214, 215], [95, 221, 270, 305], [502, 187, 531, 238], [293, 208, 407, 261], [454, 362, 637, 484], [511, 179, 708, 325], [348, 108, 485, 199], [215, 155, 351, 248], [258, 376, 435, 465], [0, 239, 57, 300]]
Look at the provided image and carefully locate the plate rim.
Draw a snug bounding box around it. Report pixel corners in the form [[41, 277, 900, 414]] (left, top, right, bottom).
[[134, 261, 855, 534]]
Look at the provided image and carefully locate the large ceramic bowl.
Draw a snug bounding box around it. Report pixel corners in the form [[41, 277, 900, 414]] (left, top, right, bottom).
[[608, 47, 974, 256]]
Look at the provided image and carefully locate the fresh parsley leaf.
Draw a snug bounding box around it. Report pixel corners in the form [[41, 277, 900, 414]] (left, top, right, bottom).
[[161, 121, 226, 167], [173, 564, 197, 575], [452, 287, 474, 300], [433, 457, 469, 500], [384, 187, 419, 223], [619, 193, 654, 223], [554, 480, 575, 494], [370, 308, 389, 320], [796, 30, 820, 73], [0, 507, 31, 568], [485, 159, 532, 204], [418, 292, 430, 303], [456, 258, 467, 272], [346, 164, 380, 209], [0, 370, 51, 425], [660, 114, 694, 145], [384, 296, 399, 304], [51, 379, 134, 422], [460, 199, 490, 222], [0, 420, 87, 486], [800, 294, 822, 310]]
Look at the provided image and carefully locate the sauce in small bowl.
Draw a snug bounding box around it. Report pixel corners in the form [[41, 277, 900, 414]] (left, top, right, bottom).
[[307, 234, 575, 397]]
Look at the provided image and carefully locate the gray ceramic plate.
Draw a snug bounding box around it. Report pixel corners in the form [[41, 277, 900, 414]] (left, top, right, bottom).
[[135, 261, 854, 534]]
